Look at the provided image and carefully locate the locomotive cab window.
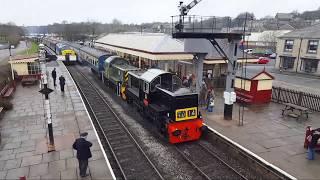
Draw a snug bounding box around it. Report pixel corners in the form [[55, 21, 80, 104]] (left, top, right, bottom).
[[143, 82, 149, 93], [150, 77, 161, 92], [172, 75, 182, 91]]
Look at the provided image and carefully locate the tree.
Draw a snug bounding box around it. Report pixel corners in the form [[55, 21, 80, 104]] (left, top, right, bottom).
[[233, 12, 255, 27], [112, 19, 122, 25]]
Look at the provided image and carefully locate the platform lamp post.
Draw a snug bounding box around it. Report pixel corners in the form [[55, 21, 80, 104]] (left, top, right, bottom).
[[38, 47, 55, 152], [7, 43, 15, 81]]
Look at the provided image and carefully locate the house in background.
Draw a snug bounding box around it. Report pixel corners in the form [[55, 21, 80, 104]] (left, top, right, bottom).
[[243, 30, 291, 51], [275, 23, 320, 74], [275, 13, 294, 25]]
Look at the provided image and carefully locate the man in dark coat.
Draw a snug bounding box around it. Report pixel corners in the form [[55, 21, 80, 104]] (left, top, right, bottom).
[[307, 132, 320, 160], [59, 75, 66, 93], [51, 68, 57, 86], [73, 132, 92, 177]]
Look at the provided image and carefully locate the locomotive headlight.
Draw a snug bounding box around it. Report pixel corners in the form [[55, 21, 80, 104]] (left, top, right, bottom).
[[172, 129, 181, 136]]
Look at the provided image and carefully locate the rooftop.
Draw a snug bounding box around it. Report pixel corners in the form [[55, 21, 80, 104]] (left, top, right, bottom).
[[96, 32, 186, 54], [10, 54, 38, 61], [275, 13, 294, 20], [279, 23, 320, 39]]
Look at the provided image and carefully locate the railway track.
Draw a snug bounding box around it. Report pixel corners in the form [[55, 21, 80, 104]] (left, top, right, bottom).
[[176, 142, 248, 180], [67, 66, 164, 180]]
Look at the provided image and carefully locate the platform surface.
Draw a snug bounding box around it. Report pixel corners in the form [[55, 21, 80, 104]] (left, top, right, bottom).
[[202, 94, 320, 180], [0, 61, 114, 179]]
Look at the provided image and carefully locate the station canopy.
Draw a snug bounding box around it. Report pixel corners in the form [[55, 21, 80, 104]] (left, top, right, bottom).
[[95, 32, 194, 61], [96, 32, 257, 64]]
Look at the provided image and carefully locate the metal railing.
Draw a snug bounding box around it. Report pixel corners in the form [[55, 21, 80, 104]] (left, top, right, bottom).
[[171, 15, 255, 35], [272, 86, 320, 111]]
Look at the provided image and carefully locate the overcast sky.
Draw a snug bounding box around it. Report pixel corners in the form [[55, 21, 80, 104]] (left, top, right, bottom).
[[1, 0, 320, 26]]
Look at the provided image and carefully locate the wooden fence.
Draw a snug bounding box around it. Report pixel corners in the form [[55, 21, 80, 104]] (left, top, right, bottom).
[[272, 86, 320, 111]]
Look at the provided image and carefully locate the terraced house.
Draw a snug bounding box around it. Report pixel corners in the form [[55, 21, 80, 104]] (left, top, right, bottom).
[[275, 23, 320, 74]]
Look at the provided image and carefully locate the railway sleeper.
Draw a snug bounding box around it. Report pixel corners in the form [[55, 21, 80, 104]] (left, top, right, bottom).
[[106, 130, 126, 136], [95, 115, 114, 120], [110, 139, 131, 146], [112, 144, 135, 151], [107, 135, 128, 141], [105, 127, 123, 133], [125, 170, 158, 180], [97, 116, 116, 122], [103, 125, 122, 130]]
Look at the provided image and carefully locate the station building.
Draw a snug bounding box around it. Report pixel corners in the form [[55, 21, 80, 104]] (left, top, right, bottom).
[[9, 54, 41, 80], [96, 32, 257, 88], [275, 23, 320, 75]]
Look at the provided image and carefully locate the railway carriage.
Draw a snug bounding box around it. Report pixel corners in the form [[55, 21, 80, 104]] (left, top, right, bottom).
[[126, 69, 206, 143], [42, 38, 77, 65], [103, 56, 139, 99], [78, 46, 113, 78], [55, 43, 77, 64]]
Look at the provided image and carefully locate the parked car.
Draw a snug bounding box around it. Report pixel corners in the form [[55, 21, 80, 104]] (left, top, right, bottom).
[[258, 57, 270, 64], [244, 49, 253, 54], [269, 53, 277, 59]]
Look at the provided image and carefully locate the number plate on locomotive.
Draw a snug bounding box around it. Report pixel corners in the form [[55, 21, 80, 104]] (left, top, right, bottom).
[[175, 107, 197, 121]]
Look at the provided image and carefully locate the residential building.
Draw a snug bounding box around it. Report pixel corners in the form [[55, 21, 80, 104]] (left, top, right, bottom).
[[275, 23, 320, 74], [275, 13, 294, 24], [244, 30, 291, 50]]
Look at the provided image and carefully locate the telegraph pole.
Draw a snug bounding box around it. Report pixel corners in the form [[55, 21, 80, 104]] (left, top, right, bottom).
[[38, 45, 55, 152]]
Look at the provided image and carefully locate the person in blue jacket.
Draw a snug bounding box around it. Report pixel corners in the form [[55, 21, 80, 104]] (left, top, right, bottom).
[[73, 132, 92, 177]]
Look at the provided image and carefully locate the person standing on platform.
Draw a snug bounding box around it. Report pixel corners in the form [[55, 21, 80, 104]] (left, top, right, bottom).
[[59, 75, 66, 93], [307, 132, 320, 160], [73, 132, 92, 177], [51, 68, 57, 87]]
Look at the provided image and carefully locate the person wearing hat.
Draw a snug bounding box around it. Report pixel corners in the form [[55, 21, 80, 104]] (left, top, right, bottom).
[[73, 132, 93, 177]]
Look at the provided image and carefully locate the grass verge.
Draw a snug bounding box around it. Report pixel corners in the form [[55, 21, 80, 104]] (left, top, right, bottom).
[[18, 41, 39, 55]]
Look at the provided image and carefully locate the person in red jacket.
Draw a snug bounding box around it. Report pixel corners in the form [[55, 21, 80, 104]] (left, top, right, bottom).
[[73, 132, 92, 177]]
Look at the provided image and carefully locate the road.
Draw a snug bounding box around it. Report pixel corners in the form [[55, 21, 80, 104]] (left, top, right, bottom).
[[242, 59, 320, 94], [0, 41, 28, 64]]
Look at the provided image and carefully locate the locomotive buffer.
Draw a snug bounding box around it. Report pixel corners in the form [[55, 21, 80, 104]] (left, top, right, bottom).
[[172, 0, 240, 120]]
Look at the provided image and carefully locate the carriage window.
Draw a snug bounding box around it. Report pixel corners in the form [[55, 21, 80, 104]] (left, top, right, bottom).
[[151, 77, 161, 92]]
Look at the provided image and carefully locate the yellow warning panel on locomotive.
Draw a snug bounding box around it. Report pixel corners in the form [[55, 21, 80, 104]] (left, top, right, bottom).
[[175, 107, 197, 121]]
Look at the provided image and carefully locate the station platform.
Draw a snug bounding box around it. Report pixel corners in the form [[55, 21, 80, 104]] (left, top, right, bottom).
[[0, 61, 115, 179], [202, 94, 320, 179]]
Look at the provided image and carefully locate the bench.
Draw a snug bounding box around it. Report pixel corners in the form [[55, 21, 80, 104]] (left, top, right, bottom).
[[236, 91, 253, 103], [282, 102, 310, 120], [0, 84, 14, 98], [21, 76, 38, 86]]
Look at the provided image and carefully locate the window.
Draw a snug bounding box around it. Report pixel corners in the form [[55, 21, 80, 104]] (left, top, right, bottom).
[[143, 82, 149, 93], [281, 57, 295, 69], [150, 77, 161, 92], [27, 62, 41, 75], [284, 40, 294, 52], [303, 59, 318, 73], [307, 40, 318, 54]]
